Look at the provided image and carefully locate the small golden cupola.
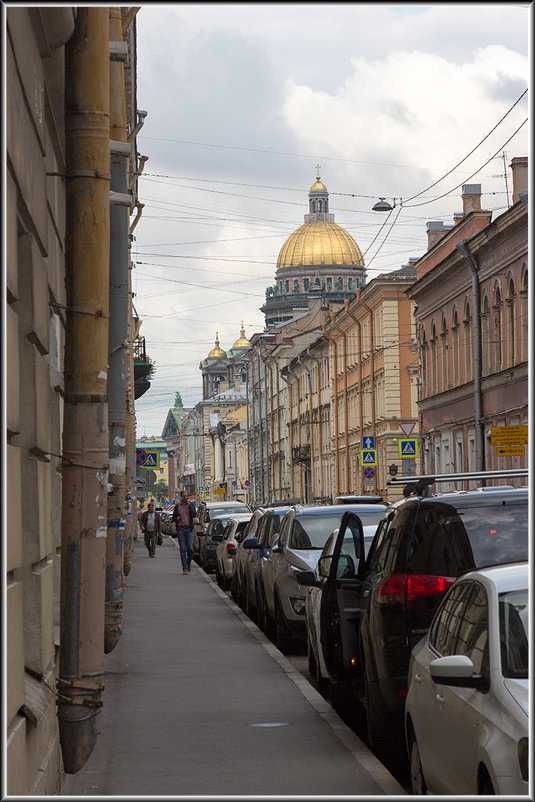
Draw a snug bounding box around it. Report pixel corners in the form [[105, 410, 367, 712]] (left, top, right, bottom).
[[232, 322, 251, 349], [207, 333, 226, 359]]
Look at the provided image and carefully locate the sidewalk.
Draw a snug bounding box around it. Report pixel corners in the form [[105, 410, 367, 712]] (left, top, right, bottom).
[[62, 535, 405, 797]]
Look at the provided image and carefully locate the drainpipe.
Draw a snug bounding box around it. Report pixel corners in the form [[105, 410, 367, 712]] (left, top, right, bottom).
[[276, 366, 282, 498], [330, 313, 349, 493], [306, 346, 323, 498], [280, 370, 295, 500], [297, 354, 314, 502], [250, 354, 257, 504], [268, 362, 276, 499], [58, 7, 110, 774], [456, 241, 485, 471], [344, 300, 364, 491], [287, 365, 302, 500], [356, 290, 377, 493], [322, 323, 340, 495], [253, 345, 264, 503], [105, 5, 129, 655], [245, 358, 251, 503], [259, 341, 271, 503]]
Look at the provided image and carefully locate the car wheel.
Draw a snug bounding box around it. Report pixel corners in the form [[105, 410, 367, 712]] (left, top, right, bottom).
[[245, 582, 257, 622], [364, 671, 403, 768], [215, 562, 223, 588], [408, 728, 427, 795], [274, 595, 294, 654], [238, 574, 247, 611], [230, 572, 239, 602], [307, 635, 317, 676], [478, 769, 495, 795], [258, 587, 275, 639]]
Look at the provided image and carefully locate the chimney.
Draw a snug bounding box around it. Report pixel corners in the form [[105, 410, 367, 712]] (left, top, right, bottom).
[[453, 212, 463, 225], [426, 221, 453, 250], [408, 256, 419, 266], [462, 184, 482, 215], [510, 157, 528, 204]]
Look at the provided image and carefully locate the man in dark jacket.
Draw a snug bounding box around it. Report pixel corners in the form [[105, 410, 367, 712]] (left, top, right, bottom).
[[172, 490, 197, 574], [139, 501, 161, 557]]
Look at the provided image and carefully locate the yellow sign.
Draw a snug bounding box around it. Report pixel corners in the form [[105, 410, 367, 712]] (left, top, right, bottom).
[[491, 426, 528, 446], [495, 446, 525, 457], [214, 488, 226, 495]]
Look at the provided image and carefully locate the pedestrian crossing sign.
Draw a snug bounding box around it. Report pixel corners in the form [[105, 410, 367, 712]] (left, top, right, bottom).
[[360, 449, 377, 466], [142, 450, 160, 469], [399, 439, 418, 458]]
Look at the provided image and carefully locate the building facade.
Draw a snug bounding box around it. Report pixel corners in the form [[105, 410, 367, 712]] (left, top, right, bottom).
[[410, 162, 528, 487]]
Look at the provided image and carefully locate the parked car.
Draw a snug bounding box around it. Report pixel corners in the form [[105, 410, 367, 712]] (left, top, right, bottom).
[[230, 509, 265, 603], [199, 514, 247, 573], [296, 481, 528, 767], [240, 506, 294, 622], [405, 562, 528, 795], [215, 514, 253, 590], [334, 495, 385, 505], [260, 503, 387, 653], [300, 504, 387, 697], [193, 500, 251, 561]]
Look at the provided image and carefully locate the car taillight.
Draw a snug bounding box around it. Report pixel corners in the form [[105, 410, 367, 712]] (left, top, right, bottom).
[[377, 574, 455, 604], [226, 544, 235, 557]]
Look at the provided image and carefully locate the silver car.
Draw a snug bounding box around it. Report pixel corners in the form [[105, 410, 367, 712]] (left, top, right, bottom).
[[261, 504, 387, 654], [215, 514, 253, 590], [193, 500, 251, 560]]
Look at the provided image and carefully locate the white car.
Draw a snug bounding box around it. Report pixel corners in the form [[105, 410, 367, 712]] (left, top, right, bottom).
[[405, 561, 528, 795], [215, 514, 252, 590]]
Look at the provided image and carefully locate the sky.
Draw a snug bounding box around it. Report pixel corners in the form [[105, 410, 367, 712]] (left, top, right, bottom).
[[132, 2, 530, 437]]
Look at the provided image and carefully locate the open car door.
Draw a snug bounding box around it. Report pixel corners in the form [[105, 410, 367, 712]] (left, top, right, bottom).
[[320, 511, 366, 682]]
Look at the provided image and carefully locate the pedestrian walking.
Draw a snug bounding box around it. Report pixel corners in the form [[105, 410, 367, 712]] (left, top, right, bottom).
[[172, 490, 197, 575], [139, 502, 161, 558]]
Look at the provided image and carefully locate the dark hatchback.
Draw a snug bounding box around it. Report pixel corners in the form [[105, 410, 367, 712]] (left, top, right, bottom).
[[298, 485, 529, 766]]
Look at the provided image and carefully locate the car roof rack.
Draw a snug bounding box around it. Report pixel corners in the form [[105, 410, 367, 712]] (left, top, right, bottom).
[[387, 469, 528, 498]]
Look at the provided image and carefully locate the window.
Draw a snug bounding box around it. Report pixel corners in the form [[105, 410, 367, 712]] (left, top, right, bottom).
[[481, 293, 490, 375], [451, 309, 459, 386], [506, 277, 515, 367], [440, 316, 448, 390], [493, 283, 502, 372], [464, 301, 472, 381], [499, 589, 528, 678], [429, 581, 473, 656], [520, 265, 527, 362], [430, 321, 438, 395]]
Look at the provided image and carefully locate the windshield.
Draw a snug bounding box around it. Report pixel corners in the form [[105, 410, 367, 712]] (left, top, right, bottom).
[[499, 589, 528, 679], [209, 505, 249, 518], [290, 514, 347, 549]]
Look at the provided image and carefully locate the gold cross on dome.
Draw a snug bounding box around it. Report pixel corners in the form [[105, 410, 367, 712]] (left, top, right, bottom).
[[315, 163, 321, 180]]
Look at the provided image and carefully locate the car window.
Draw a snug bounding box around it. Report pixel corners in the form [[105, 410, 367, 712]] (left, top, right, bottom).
[[289, 513, 345, 549], [335, 524, 362, 580], [367, 505, 415, 573], [407, 497, 528, 576], [428, 581, 475, 657], [256, 515, 268, 546], [452, 582, 488, 675], [499, 589, 528, 679]]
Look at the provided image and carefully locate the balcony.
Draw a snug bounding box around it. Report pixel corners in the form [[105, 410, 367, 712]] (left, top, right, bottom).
[[292, 444, 311, 462], [133, 336, 154, 399]]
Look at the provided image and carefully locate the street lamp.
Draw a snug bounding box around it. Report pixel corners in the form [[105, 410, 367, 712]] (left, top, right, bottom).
[[372, 198, 396, 211]]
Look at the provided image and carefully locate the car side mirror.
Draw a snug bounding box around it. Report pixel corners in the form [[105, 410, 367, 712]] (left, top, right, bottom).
[[429, 655, 487, 689], [243, 537, 259, 550], [295, 569, 321, 588], [235, 533, 244, 543]]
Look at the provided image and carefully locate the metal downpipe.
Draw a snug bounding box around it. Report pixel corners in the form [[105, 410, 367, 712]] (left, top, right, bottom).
[[330, 314, 349, 493], [297, 354, 314, 502], [344, 301, 364, 492], [306, 346, 323, 498], [280, 371, 295, 499], [322, 324, 340, 495], [105, 6, 129, 654], [286, 364, 303, 501], [58, 7, 110, 774]]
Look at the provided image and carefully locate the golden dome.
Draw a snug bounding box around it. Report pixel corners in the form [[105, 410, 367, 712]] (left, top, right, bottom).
[[207, 334, 226, 359], [310, 179, 328, 193], [277, 222, 364, 270], [232, 322, 251, 349]]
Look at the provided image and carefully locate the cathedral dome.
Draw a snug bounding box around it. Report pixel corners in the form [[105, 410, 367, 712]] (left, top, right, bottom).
[[309, 178, 328, 193], [277, 222, 364, 270], [207, 334, 226, 359], [232, 322, 251, 349]]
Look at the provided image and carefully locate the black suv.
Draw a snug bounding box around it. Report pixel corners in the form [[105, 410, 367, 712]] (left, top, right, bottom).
[[298, 479, 528, 766]]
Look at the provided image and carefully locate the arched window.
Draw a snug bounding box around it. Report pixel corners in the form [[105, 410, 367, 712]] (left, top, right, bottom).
[[293, 278, 300, 292], [440, 316, 448, 390], [464, 301, 472, 382], [506, 277, 515, 367], [481, 293, 490, 375], [493, 282, 502, 372], [430, 321, 438, 395], [520, 264, 528, 362], [452, 308, 459, 386], [420, 328, 428, 398]]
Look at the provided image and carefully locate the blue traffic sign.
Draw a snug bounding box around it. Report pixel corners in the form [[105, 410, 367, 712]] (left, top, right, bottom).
[[360, 449, 377, 466], [399, 438, 418, 458], [362, 435, 375, 449]]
